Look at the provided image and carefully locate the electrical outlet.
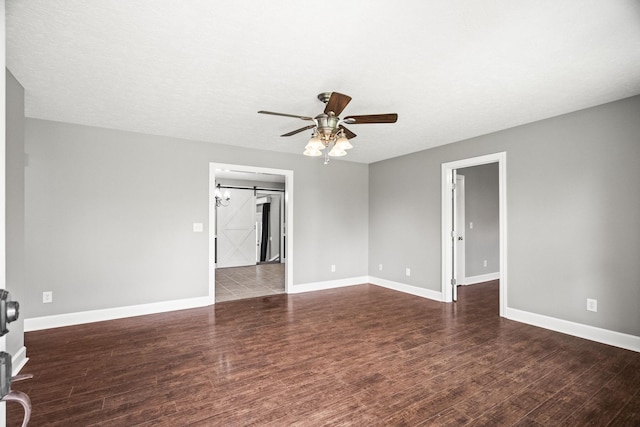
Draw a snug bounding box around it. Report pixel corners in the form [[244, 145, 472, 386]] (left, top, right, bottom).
[[43, 291, 53, 304], [378, 264, 383, 271], [192, 223, 203, 232], [587, 298, 597, 312], [331, 264, 336, 273], [469, 222, 473, 229], [405, 268, 411, 277], [483, 260, 488, 268]]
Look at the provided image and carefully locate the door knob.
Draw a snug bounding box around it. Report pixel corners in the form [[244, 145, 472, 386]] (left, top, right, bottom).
[[0, 290, 19, 337]]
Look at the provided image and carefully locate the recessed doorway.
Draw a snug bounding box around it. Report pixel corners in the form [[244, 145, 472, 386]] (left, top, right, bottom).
[[441, 152, 507, 316], [209, 163, 293, 303]]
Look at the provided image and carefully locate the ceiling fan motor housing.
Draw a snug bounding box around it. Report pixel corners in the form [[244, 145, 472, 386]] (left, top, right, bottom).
[[315, 113, 339, 137]]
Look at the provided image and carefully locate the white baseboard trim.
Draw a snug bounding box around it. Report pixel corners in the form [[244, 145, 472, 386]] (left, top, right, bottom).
[[369, 277, 443, 302], [11, 346, 28, 375], [289, 276, 369, 294], [463, 272, 500, 285], [24, 296, 212, 332], [506, 307, 640, 353]]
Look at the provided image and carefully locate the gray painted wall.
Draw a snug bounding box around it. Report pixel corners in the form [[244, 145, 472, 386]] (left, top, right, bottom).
[[24, 119, 368, 318], [6, 70, 25, 355], [457, 163, 499, 278], [370, 95, 640, 336], [20, 95, 640, 338]]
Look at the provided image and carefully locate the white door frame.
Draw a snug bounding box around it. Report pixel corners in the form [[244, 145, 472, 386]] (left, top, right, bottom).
[[455, 174, 465, 287], [1, 4, 6, 424], [441, 152, 507, 316], [209, 163, 294, 304]]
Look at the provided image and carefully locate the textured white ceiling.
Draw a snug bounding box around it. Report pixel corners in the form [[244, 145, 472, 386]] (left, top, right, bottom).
[[7, 1, 640, 163]]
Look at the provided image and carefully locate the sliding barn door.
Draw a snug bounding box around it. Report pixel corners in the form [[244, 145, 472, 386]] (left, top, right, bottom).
[[216, 188, 257, 268]]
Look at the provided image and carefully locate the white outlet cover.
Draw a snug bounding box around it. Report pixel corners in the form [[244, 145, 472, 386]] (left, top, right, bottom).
[[193, 223, 204, 232], [379, 264, 383, 271], [406, 268, 411, 277], [331, 265, 336, 272], [587, 299, 597, 312]]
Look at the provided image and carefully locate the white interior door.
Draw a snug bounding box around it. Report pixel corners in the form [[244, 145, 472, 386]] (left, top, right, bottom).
[[455, 175, 466, 287], [216, 188, 256, 268]]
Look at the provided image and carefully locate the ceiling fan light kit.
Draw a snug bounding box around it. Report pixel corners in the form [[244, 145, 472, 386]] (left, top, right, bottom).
[[328, 145, 347, 157], [305, 135, 325, 151], [335, 134, 353, 150], [259, 92, 397, 164]]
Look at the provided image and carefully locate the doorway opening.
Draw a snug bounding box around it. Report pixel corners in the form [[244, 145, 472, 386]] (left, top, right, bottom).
[[256, 190, 284, 265], [441, 152, 507, 316], [209, 163, 294, 303]]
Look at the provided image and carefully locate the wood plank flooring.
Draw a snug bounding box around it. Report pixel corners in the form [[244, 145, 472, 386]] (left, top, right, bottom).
[[8, 281, 640, 426]]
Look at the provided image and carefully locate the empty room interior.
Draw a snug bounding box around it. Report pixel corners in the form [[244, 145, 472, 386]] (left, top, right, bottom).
[[2, 1, 640, 425]]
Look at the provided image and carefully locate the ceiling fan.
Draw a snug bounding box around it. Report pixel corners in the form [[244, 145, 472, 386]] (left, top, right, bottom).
[[258, 92, 397, 163]]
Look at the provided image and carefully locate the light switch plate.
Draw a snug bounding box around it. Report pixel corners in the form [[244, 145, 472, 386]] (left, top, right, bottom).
[[43, 291, 53, 304], [193, 223, 204, 232]]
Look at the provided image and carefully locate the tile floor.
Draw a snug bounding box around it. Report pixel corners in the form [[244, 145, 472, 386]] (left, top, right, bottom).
[[215, 263, 285, 302]]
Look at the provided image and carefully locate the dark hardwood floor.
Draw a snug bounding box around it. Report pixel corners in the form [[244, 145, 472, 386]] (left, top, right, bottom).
[[8, 281, 640, 426]]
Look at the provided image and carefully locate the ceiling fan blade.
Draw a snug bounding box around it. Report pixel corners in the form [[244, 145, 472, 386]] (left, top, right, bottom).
[[338, 125, 357, 140], [281, 124, 316, 137], [324, 92, 352, 116], [258, 111, 314, 121], [343, 113, 398, 124]]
